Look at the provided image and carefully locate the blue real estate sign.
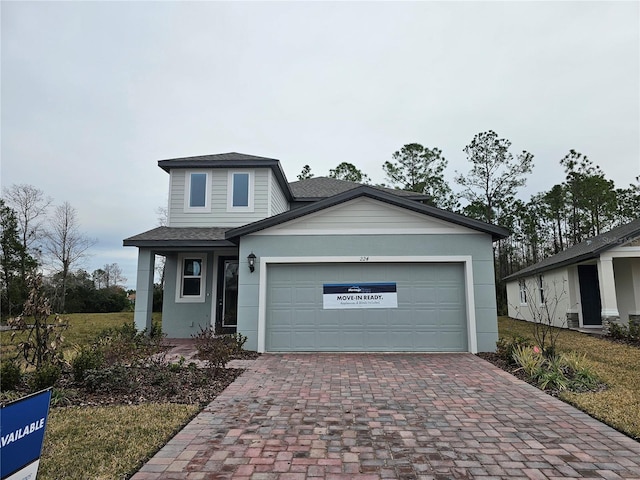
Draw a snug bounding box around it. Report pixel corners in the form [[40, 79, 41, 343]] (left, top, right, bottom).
[[323, 282, 398, 309], [1, 389, 52, 480]]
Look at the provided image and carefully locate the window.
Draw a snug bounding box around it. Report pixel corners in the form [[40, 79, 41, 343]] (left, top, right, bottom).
[[176, 254, 207, 302], [227, 171, 254, 211], [538, 275, 545, 304], [519, 279, 527, 305], [185, 171, 211, 211]]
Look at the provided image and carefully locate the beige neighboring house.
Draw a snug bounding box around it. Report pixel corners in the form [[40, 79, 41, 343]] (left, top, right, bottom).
[[505, 218, 640, 332]]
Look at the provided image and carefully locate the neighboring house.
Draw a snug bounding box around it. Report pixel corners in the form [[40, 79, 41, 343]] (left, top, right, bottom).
[[124, 153, 508, 353], [505, 218, 640, 332]]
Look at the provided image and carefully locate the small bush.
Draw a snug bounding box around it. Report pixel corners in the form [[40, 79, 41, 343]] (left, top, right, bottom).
[[29, 363, 61, 391], [496, 335, 531, 364], [512, 345, 544, 377], [192, 328, 240, 370], [511, 345, 603, 393], [72, 347, 105, 383], [83, 365, 131, 393], [0, 360, 22, 391]]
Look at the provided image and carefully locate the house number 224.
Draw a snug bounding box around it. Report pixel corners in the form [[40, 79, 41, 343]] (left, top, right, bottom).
[[359, 256, 369, 262]]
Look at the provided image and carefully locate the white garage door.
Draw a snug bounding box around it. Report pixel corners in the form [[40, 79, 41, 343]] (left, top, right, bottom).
[[266, 263, 467, 352]]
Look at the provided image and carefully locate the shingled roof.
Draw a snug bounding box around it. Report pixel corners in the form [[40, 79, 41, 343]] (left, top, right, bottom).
[[504, 217, 640, 281], [123, 226, 235, 248], [289, 177, 429, 201]]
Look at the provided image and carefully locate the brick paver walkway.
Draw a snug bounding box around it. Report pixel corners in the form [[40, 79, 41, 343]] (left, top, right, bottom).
[[132, 354, 640, 479]]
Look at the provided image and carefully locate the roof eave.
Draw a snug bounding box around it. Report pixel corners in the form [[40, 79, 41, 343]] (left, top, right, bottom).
[[123, 239, 237, 249]]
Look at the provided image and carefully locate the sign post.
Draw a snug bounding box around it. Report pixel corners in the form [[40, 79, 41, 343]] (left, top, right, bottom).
[[1, 389, 52, 480]]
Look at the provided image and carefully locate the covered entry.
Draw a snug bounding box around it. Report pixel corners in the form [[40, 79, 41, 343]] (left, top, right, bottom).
[[265, 262, 468, 352]]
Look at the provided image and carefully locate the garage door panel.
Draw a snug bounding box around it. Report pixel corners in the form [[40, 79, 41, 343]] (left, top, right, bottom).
[[266, 263, 467, 352]]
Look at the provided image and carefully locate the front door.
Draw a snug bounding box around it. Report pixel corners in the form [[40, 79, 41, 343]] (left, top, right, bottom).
[[216, 257, 239, 334], [578, 264, 602, 326]]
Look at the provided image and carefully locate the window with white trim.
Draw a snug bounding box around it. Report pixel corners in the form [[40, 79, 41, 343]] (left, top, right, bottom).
[[176, 254, 207, 302], [519, 279, 527, 305], [227, 171, 254, 211], [538, 275, 545, 304], [185, 171, 211, 212]]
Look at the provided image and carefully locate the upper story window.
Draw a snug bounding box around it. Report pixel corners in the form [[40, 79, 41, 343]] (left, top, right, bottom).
[[185, 171, 211, 212], [176, 254, 207, 303], [227, 171, 254, 212]]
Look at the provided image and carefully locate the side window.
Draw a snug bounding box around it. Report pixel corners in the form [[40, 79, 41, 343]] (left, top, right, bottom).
[[176, 254, 207, 302], [538, 275, 545, 304], [519, 279, 527, 305], [227, 171, 254, 211], [185, 171, 210, 211]]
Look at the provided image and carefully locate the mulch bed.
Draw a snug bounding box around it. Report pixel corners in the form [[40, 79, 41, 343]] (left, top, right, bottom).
[[1, 353, 261, 408]]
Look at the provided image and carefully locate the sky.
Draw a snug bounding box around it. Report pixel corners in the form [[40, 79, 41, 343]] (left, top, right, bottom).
[[2, 1, 639, 290]]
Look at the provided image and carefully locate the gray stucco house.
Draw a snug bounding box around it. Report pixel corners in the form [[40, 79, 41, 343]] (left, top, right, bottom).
[[505, 218, 640, 332], [124, 153, 508, 353]]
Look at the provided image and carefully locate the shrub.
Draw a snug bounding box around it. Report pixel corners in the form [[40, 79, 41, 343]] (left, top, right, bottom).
[[29, 363, 61, 391], [511, 346, 603, 393], [0, 360, 22, 391], [496, 335, 531, 364], [83, 365, 131, 393], [72, 347, 105, 383], [95, 322, 165, 366], [192, 328, 242, 370], [512, 345, 544, 377]]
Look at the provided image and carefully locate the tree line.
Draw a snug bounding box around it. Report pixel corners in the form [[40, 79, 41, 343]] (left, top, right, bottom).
[[0, 185, 129, 317], [298, 130, 640, 312]]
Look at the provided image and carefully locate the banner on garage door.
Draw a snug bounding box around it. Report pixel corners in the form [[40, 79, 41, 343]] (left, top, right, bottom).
[[323, 283, 397, 309]]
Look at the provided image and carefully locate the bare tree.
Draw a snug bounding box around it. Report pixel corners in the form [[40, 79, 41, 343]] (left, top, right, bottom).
[[104, 262, 126, 288], [43, 202, 96, 312], [2, 184, 52, 270]]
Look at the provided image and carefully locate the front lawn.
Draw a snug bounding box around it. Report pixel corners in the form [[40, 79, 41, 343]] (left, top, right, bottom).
[[496, 316, 640, 440]]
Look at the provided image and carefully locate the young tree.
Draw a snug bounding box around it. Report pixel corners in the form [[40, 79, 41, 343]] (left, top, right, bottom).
[[329, 162, 371, 183], [455, 130, 534, 225], [0, 200, 35, 316], [43, 202, 96, 312], [383, 143, 458, 209], [297, 165, 314, 180]]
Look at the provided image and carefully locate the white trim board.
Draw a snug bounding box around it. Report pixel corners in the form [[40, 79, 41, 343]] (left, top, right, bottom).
[[256, 255, 477, 354]]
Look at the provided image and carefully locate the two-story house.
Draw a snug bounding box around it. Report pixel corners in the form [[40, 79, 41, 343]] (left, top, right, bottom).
[[124, 152, 508, 353]]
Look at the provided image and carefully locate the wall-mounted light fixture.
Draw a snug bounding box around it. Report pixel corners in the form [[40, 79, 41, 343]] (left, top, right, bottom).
[[247, 252, 256, 273]]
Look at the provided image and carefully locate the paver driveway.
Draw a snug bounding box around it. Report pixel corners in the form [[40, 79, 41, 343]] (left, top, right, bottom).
[[132, 354, 640, 479]]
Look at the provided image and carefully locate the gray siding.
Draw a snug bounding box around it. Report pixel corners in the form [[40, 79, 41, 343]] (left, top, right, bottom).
[[236, 233, 498, 352], [168, 168, 271, 227], [269, 169, 289, 216], [162, 253, 214, 337]]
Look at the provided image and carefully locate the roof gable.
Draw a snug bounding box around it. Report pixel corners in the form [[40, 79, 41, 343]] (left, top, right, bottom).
[[226, 186, 509, 242], [252, 196, 479, 235], [504, 217, 640, 280]]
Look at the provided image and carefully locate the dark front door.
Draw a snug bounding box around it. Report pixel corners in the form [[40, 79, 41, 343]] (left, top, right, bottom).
[[216, 257, 239, 334], [578, 264, 602, 326]]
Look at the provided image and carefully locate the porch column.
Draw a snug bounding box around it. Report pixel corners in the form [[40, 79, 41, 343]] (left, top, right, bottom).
[[597, 255, 620, 332], [134, 248, 155, 333], [566, 267, 580, 328], [630, 258, 640, 328]]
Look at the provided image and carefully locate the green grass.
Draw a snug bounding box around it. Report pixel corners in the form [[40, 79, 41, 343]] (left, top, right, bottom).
[[498, 316, 640, 440], [1, 312, 202, 480], [39, 403, 200, 479], [1, 311, 162, 363]]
